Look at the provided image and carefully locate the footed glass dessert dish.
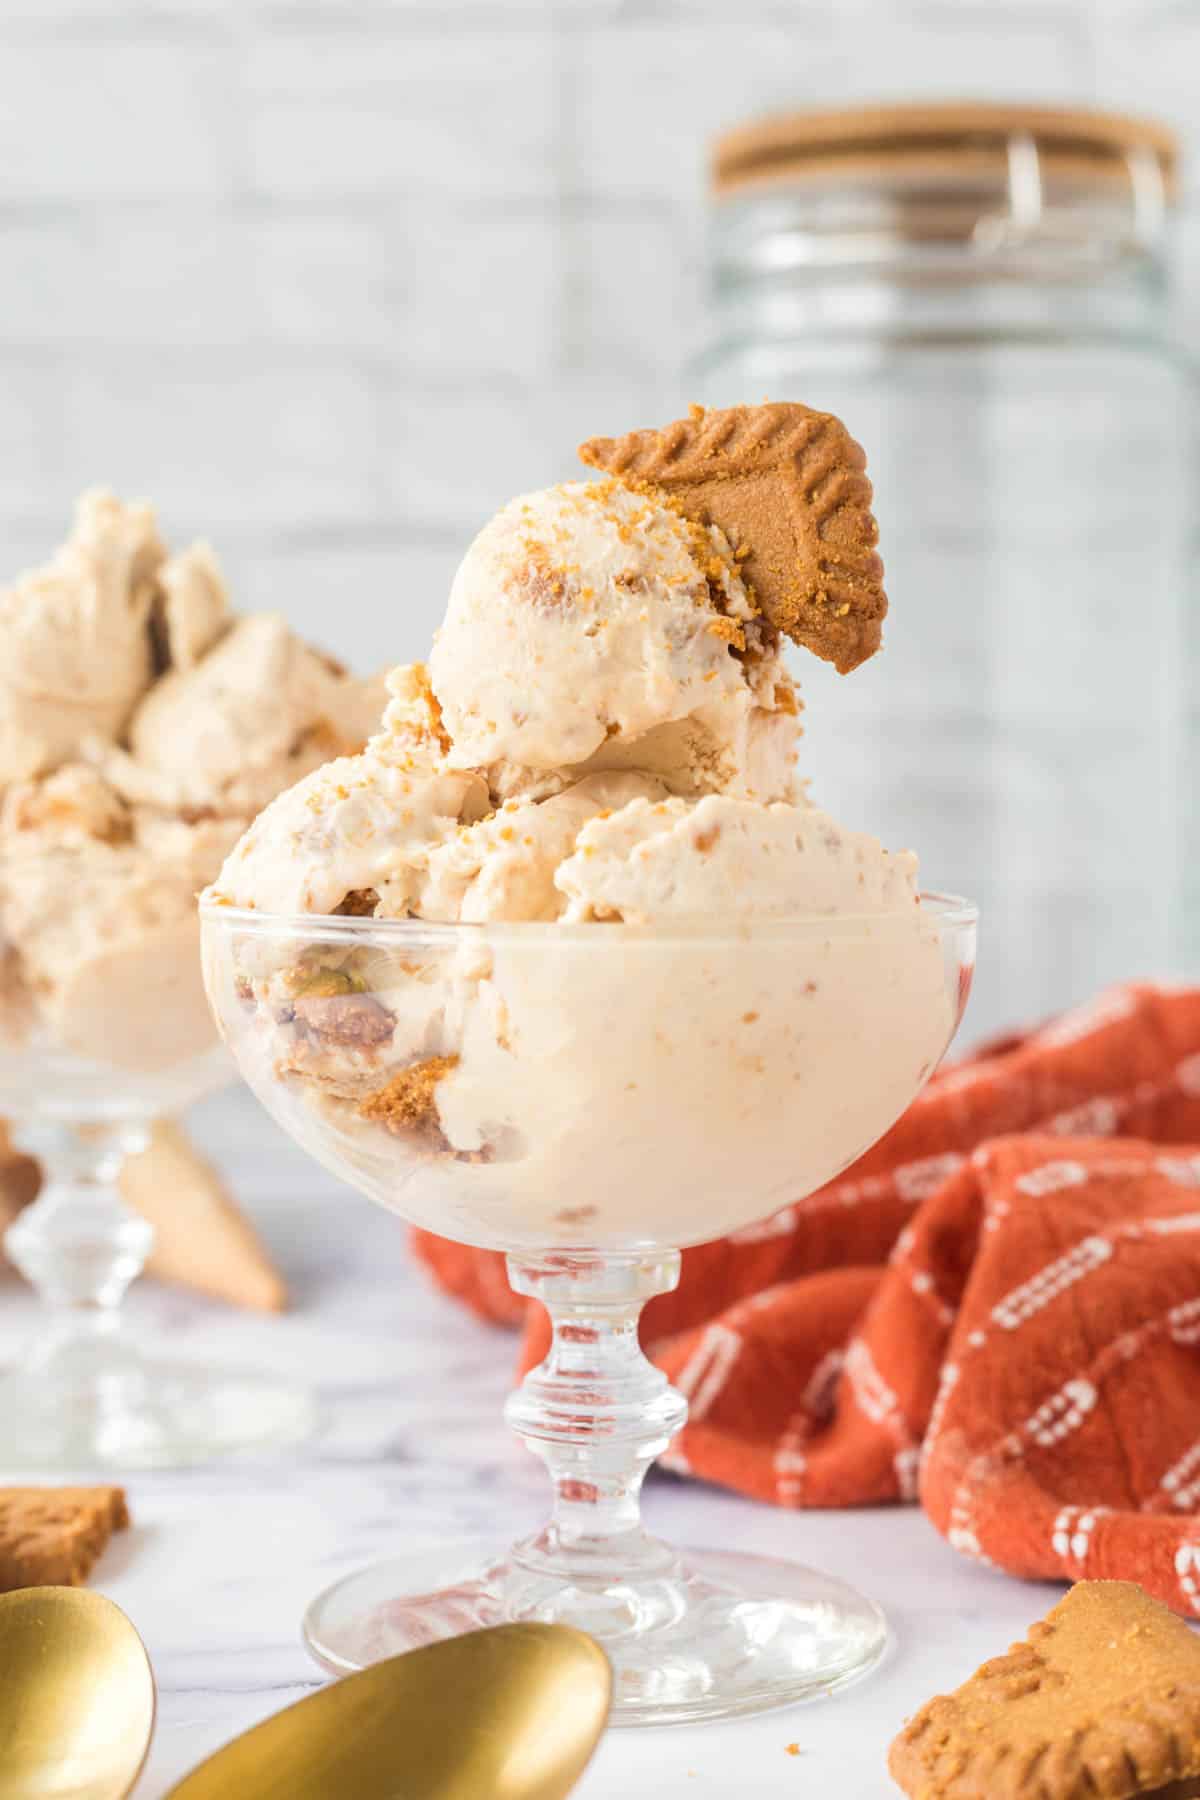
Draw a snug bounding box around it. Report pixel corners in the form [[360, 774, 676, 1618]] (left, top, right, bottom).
[[0, 861, 313, 1470], [202, 893, 975, 1723]]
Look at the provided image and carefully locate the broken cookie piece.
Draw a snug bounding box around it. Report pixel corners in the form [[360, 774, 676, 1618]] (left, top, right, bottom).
[[0, 1486, 129, 1591], [333, 888, 381, 918], [889, 1581, 1200, 1799], [358, 1055, 459, 1142], [579, 400, 885, 674]]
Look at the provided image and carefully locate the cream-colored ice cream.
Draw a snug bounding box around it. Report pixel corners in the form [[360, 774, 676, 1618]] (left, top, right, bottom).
[[204, 449, 956, 1251], [211, 752, 489, 920], [115, 614, 388, 819], [0, 491, 161, 785], [377, 914, 946, 1249], [370, 662, 453, 764], [429, 482, 801, 803], [418, 773, 668, 924], [156, 541, 230, 671], [557, 796, 917, 924], [0, 766, 242, 1070], [0, 492, 386, 1078]]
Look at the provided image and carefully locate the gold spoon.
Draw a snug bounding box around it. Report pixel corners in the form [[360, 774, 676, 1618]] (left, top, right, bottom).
[[0, 1587, 155, 1800], [166, 1622, 611, 1800]]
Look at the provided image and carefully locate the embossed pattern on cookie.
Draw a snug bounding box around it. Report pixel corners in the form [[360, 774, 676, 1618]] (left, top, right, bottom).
[[578, 401, 886, 674], [889, 1580, 1200, 1799]]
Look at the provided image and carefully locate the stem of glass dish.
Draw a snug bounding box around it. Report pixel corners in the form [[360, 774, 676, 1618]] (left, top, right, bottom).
[[503, 1250, 688, 1581], [4, 1121, 155, 1377]]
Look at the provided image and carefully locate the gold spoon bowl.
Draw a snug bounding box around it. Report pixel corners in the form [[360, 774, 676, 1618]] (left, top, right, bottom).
[[0, 1587, 155, 1800], [165, 1622, 612, 1800]]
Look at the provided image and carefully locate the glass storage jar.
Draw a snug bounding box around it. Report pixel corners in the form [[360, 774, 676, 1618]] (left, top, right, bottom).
[[690, 103, 1195, 1039]]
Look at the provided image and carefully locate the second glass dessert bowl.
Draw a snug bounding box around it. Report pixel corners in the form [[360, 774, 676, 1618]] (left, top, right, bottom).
[[202, 892, 976, 1724], [0, 854, 313, 1470]]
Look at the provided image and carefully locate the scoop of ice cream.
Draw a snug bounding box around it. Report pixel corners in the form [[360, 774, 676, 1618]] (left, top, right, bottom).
[[428, 481, 798, 798], [206, 752, 489, 918], [0, 490, 161, 783], [113, 614, 386, 818], [557, 795, 918, 924]]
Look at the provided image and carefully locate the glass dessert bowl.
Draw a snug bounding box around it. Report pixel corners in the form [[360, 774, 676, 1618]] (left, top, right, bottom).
[[202, 890, 975, 1723], [0, 856, 313, 1470]]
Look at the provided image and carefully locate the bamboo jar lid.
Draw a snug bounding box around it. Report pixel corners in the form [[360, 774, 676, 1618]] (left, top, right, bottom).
[[713, 102, 1179, 204]]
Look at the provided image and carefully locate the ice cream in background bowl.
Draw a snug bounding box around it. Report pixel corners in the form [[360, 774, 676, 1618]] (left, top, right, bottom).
[[0, 491, 385, 1467], [0, 491, 386, 1078], [0, 490, 385, 1077], [202, 400, 976, 1722]]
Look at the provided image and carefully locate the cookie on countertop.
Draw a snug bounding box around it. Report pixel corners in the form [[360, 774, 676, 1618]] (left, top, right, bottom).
[[889, 1581, 1200, 1799], [578, 401, 886, 675], [0, 1486, 129, 1592]]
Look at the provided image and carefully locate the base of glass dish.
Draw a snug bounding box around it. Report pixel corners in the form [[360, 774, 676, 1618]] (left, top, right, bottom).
[[303, 1537, 889, 1725], [0, 1352, 315, 1471]]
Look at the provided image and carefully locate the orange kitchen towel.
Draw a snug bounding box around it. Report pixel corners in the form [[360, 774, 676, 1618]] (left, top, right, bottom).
[[412, 983, 1200, 1612]]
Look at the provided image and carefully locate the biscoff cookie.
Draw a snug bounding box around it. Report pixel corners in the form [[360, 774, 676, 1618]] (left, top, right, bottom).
[[0, 1486, 129, 1591], [889, 1581, 1200, 1799], [579, 401, 885, 674]]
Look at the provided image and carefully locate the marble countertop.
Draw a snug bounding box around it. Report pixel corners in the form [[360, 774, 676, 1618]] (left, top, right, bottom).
[[0, 1087, 1057, 1798]]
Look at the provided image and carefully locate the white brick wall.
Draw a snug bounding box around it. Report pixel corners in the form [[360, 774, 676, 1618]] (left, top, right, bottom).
[[0, 0, 1195, 671], [0, 39, 238, 203]]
